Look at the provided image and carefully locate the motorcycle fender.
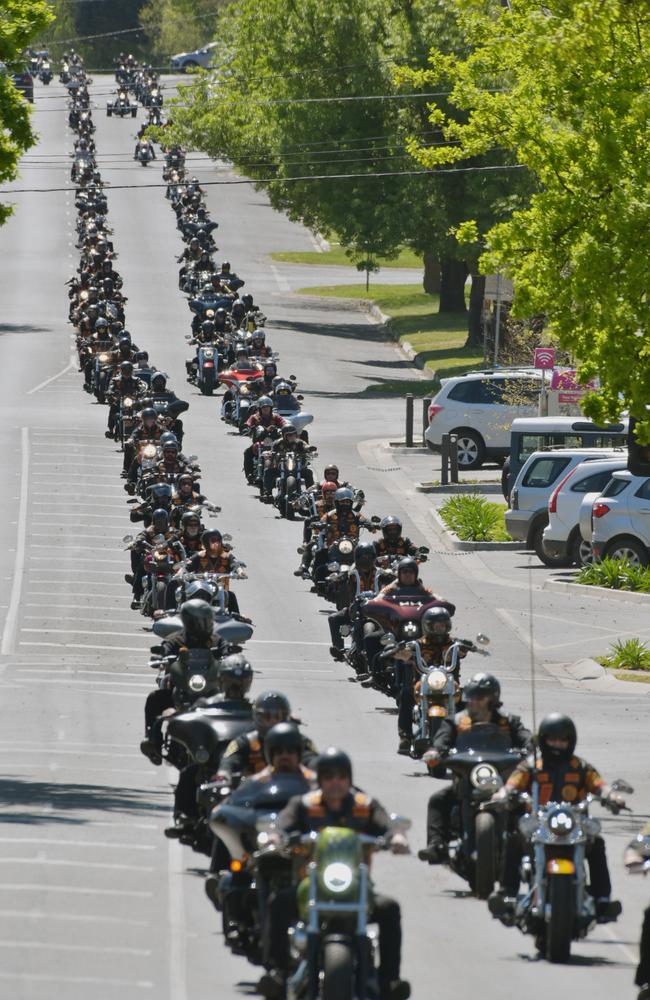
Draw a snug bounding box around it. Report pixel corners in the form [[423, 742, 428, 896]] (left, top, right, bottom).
[[546, 858, 575, 875], [428, 706, 447, 718], [203, 361, 215, 369]]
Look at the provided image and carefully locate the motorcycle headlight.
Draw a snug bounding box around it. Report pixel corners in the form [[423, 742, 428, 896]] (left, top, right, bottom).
[[80, 290, 89, 301], [547, 807, 576, 835], [194, 746, 210, 764], [99, 353, 110, 363], [323, 863, 353, 894], [470, 763, 499, 789], [203, 349, 214, 359], [240, 385, 249, 395], [123, 397, 133, 408], [426, 668, 448, 692], [339, 540, 353, 555], [188, 674, 207, 693], [142, 444, 157, 459], [402, 621, 420, 639]]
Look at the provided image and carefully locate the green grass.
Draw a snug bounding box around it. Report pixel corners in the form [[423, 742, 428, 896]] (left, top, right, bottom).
[[598, 637, 650, 673], [438, 494, 511, 542], [577, 558, 650, 592], [295, 282, 485, 394], [271, 245, 422, 268]]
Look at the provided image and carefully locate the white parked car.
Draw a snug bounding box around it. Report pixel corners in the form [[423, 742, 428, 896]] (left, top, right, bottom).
[[541, 457, 626, 567], [584, 470, 650, 566], [505, 448, 622, 564], [170, 42, 217, 71], [425, 369, 541, 469]]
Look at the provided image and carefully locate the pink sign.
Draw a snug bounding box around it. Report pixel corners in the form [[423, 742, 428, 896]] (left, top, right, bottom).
[[550, 369, 597, 392], [534, 347, 556, 369]]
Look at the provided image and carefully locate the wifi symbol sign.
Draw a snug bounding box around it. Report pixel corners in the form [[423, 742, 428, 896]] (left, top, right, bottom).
[[534, 347, 556, 370]]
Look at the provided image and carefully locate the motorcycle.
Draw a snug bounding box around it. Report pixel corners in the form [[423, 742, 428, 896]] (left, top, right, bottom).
[[107, 90, 137, 117], [39, 61, 52, 84], [219, 365, 265, 426], [505, 781, 632, 961], [283, 816, 411, 1000], [135, 141, 154, 166], [273, 449, 317, 520]]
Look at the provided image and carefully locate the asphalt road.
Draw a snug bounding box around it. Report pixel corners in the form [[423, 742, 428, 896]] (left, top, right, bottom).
[[0, 76, 647, 999]]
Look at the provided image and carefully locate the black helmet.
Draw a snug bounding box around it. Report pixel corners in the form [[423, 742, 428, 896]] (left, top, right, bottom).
[[201, 528, 222, 547], [189, 237, 200, 249], [150, 482, 173, 505], [180, 598, 213, 642], [538, 713, 577, 760], [264, 722, 302, 764], [253, 690, 290, 730], [120, 360, 133, 376], [151, 372, 167, 389], [381, 515, 402, 540], [281, 422, 297, 438], [185, 579, 214, 603], [396, 556, 418, 582], [181, 510, 201, 531], [151, 508, 169, 534], [94, 316, 109, 331], [421, 606, 452, 640], [162, 439, 179, 456], [141, 406, 157, 424], [201, 320, 215, 337], [221, 260, 231, 272], [218, 653, 253, 699], [241, 293, 253, 309], [334, 487, 354, 510], [118, 335, 132, 352], [275, 381, 293, 397], [463, 672, 501, 706], [316, 747, 352, 783], [160, 431, 178, 448], [354, 542, 375, 572], [323, 463, 339, 479], [177, 472, 194, 489], [258, 395, 273, 409]]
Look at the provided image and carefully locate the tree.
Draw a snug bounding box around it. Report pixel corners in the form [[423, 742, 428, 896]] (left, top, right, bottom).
[[404, 0, 650, 440], [139, 0, 224, 64], [0, 0, 53, 226]]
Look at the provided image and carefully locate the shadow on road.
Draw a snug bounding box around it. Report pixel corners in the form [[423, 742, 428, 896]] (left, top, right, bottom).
[[0, 323, 50, 335], [0, 776, 169, 825]]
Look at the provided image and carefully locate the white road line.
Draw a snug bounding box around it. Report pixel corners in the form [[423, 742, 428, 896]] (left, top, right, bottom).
[[0, 939, 151, 957], [249, 638, 329, 646], [269, 263, 291, 292], [168, 837, 188, 1000], [25, 592, 128, 600], [23, 615, 139, 625], [0, 858, 153, 872], [0, 883, 153, 898], [31, 500, 126, 508], [26, 358, 76, 395], [14, 678, 152, 688], [0, 972, 154, 988], [1, 428, 29, 656], [0, 838, 153, 850], [0, 909, 148, 926], [0, 747, 144, 757], [20, 628, 146, 638]]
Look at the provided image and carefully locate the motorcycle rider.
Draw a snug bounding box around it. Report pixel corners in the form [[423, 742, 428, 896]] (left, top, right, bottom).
[[374, 515, 419, 563], [134, 137, 155, 161], [243, 397, 285, 482], [313, 487, 376, 579], [260, 747, 411, 1000], [218, 690, 317, 781], [328, 542, 393, 661], [183, 529, 241, 615], [490, 713, 624, 922], [170, 473, 207, 526], [140, 599, 229, 764], [390, 606, 467, 754], [105, 360, 146, 438], [376, 556, 435, 601], [418, 673, 533, 864], [123, 405, 162, 476], [624, 822, 650, 1000], [293, 480, 340, 576], [262, 423, 314, 501], [127, 507, 179, 609]]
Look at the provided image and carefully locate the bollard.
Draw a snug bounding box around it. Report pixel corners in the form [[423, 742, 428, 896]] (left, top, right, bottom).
[[441, 433, 449, 486], [405, 394, 414, 447], [422, 397, 432, 446], [449, 433, 459, 483]]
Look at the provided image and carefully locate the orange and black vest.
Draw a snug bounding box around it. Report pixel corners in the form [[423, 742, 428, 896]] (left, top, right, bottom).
[[322, 511, 361, 544], [375, 537, 411, 558], [509, 755, 604, 807], [302, 789, 373, 832]]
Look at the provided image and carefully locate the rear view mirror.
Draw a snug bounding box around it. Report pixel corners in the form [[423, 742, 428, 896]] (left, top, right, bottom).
[[476, 634, 490, 646]]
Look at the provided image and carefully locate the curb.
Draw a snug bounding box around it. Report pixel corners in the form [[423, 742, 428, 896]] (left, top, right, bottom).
[[418, 482, 503, 495], [547, 657, 650, 694], [543, 577, 650, 604], [430, 507, 523, 551]]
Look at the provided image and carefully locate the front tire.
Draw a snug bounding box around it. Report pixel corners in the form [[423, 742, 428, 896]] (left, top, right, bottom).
[[450, 428, 485, 470], [474, 811, 497, 899], [322, 939, 354, 1000], [545, 875, 574, 963]]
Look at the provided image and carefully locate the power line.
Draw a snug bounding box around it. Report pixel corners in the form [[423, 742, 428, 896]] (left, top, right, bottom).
[[0, 163, 526, 194], [42, 9, 221, 45]]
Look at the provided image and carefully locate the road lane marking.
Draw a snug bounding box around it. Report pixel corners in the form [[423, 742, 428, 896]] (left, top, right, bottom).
[[0, 883, 153, 898], [0, 972, 154, 988], [269, 263, 291, 292], [1, 428, 29, 656], [0, 838, 154, 850], [168, 837, 188, 1000], [0, 858, 153, 872], [26, 357, 76, 395], [0, 909, 149, 926]]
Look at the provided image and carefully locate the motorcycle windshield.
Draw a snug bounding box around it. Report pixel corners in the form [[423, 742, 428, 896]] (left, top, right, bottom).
[[452, 723, 515, 755], [228, 772, 312, 810]]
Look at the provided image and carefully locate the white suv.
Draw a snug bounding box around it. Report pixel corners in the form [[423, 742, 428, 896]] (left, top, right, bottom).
[[541, 457, 626, 566], [170, 42, 217, 71], [588, 471, 650, 566], [425, 369, 541, 469]]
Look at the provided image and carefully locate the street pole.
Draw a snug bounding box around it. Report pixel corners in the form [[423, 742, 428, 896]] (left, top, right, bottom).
[[493, 270, 502, 365]]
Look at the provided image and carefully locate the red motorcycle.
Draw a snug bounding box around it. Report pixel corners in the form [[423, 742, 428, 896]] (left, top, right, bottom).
[[219, 363, 264, 428]]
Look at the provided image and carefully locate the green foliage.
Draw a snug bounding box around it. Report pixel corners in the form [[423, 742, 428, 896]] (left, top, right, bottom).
[[139, 0, 223, 63], [577, 558, 650, 593], [439, 495, 509, 542], [600, 638, 650, 673], [402, 0, 650, 443], [42, 0, 148, 67], [0, 0, 53, 226]]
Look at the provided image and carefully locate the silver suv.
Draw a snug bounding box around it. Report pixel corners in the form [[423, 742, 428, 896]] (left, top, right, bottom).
[[170, 42, 217, 71]]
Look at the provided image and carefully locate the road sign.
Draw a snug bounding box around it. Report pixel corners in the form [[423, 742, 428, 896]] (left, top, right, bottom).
[[534, 347, 556, 369]]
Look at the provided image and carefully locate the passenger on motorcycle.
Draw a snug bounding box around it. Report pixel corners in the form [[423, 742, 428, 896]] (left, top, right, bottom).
[[140, 599, 229, 765], [170, 473, 206, 526], [490, 713, 623, 922], [376, 556, 432, 599], [418, 673, 532, 864], [260, 748, 411, 1000], [243, 397, 285, 482]]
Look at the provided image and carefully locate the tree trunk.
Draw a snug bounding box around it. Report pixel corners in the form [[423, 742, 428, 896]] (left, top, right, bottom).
[[465, 272, 486, 349], [422, 252, 441, 295], [439, 256, 469, 313]]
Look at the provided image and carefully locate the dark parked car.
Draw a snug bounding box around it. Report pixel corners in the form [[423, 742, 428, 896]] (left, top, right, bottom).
[[12, 65, 34, 102]]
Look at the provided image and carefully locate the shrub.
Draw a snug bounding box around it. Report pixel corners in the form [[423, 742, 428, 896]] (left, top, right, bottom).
[[600, 638, 650, 672], [438, 494, 508, 542], [577, 558, 650, 592]]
